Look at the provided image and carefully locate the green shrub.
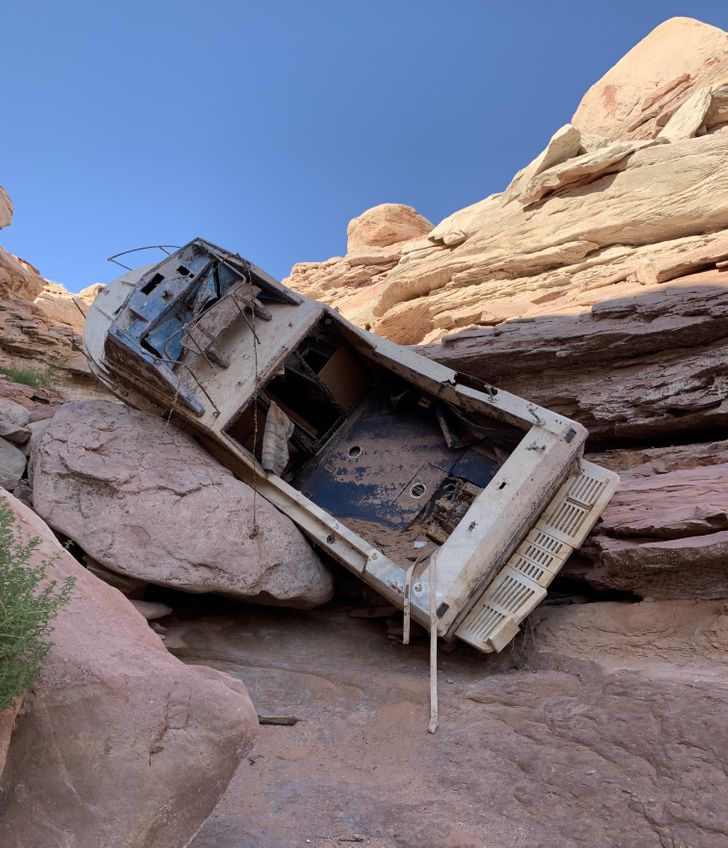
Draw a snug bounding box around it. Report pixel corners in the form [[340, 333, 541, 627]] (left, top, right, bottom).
[[0, 366, 54, 389], [0, 505, 74, 710]]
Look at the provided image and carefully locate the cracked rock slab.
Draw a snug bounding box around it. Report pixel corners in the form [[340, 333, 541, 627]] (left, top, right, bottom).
[[167, 600, 728, 848]]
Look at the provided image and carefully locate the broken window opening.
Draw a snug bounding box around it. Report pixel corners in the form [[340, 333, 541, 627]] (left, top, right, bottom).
[[141, 273, 165, 295]]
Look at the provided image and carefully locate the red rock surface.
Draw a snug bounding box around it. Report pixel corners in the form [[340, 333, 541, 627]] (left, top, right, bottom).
[[167, 599, 728, 848], [0, 490, 258, 848]]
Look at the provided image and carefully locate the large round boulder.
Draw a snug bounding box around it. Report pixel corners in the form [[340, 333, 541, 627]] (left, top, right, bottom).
[[31, 400, 333, 608], [346, 203, 432, 252], [0, 490, 258, 848]]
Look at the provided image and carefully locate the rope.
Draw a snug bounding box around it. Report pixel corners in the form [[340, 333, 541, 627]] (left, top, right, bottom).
[[428, 555, 439, 734], [402, 545, 433, 646], [402, 560, 417, 646], [401, 545, 440, 732], [249, 315, 260, 539]]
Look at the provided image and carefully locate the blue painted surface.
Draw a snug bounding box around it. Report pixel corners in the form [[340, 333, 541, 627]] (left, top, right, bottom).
[[298, 393, 501, 529]]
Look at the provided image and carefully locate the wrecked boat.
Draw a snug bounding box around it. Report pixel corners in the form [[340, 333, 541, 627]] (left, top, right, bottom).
[[84, 238, 618, 654]]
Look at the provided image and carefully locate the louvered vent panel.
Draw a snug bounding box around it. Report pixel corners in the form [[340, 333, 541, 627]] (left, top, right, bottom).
[[509, 530, 568, 586], [456, 460, 618, 653], [547, 500, 590, 539], [568, 471, 607, 506]]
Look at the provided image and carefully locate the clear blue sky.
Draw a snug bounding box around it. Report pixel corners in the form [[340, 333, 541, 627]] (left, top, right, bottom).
[[3, 1, 728, 292]]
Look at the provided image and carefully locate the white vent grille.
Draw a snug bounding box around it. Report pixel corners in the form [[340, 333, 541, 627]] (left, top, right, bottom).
[[456, 459, 618, 653], [568, 470, 608, 506], [547, 499, 590, 538], [508, 531, 568, 586]]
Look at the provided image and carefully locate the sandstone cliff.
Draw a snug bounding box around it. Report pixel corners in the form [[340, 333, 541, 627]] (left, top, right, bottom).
[[286, 15, 728, 613], [0, 208, 103, 389]]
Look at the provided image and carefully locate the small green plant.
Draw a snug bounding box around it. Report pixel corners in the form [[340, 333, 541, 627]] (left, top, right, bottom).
[[0, 365, 54, 389], [0, 505, 74, 710]]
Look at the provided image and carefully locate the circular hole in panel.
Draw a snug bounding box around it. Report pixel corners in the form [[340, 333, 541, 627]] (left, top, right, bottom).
[[348, 445, 362, 459], [410, 482, 427, 498]]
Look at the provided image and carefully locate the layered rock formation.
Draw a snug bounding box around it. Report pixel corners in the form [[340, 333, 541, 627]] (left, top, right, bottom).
[[0, 199, 105, 389], [581, 440, 728, 601], [289, 130, 728, 348], [286, 16, 728, 619], [0, 490, 258, 848], [0, 190, 110, 551], [31, 400, 334, 608], [34, 281, 103, 333], [0, 247, 91, 378], [287, 18, 728, 351]]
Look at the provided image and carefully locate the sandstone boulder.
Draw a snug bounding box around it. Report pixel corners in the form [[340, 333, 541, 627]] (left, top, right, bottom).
[[0, 398, 30, 445], [0, 186, 12, 230], [572, 17, 728, 141], [31, 400, 334, 608], [22, 417, 51, 457], [0, 437, 27, 488], [286, 204, 433, 319], [503, 123, 583, 204], [0, 490, 258, 848], [346, 203, 432, 252]]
